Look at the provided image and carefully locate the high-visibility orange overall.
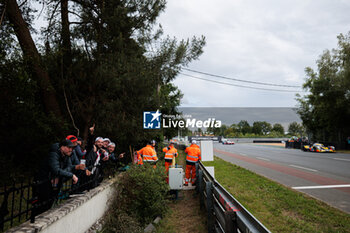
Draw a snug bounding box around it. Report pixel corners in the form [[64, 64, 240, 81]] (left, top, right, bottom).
[[163, 145, 178, 183], [184, 144, 201, 185], [137, 145, 158, 166], [163, 145, 178, 171]]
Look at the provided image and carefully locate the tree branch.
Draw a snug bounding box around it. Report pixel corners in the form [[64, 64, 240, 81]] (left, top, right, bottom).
[[0, 0, 7, 26], [69, 21, 84, 25]]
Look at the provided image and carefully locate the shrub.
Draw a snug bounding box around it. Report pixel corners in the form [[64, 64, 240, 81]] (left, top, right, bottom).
[[103, 163, 169, 232], [103, 207, 143, 233]]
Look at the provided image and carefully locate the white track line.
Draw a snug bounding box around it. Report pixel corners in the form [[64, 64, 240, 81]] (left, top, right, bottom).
[[256, 157, 270, 161], [292, 184, 350, 190], [240, 153, 247, 156], [289, 164, 317, 172], [334, 158, 350, 162]]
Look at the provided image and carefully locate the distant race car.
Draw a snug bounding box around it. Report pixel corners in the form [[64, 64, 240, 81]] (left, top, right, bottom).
[[222, 140, 235, 145], [302, 143, 335, 153]]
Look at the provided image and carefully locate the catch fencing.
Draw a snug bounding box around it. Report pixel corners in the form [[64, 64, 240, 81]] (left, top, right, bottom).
[[196, 161, 271, 233]]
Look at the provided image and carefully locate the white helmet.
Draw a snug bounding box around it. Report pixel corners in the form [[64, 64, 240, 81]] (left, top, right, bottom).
[[191, 140, 197, 144]]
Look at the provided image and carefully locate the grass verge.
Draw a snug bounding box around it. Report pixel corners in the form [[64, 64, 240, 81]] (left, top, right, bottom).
[[203, 157, 350, 233], [155, 148, 207, 233], [337, 150, 350, 154]]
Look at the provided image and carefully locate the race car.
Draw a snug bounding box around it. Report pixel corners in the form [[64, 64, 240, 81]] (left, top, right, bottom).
[[302, 143, 335, 153], [222, 140, 235, 145]]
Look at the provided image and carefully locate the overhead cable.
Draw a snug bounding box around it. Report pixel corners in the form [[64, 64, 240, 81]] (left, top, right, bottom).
[[182, 67, 301, 88], [180, 73, 304, 93]]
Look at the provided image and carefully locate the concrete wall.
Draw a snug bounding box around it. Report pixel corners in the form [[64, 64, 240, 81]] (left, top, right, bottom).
[[6, 178, 116, 233]]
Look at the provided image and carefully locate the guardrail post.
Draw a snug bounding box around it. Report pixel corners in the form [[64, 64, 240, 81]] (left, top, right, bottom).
[[198, 169, 204, 208], [195, 163, 199, 193], [224, 211, 237, 233], [206, 181, 214, 233]]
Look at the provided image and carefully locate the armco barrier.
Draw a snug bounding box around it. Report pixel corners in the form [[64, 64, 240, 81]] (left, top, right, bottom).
[[196, 162, 271, 233]]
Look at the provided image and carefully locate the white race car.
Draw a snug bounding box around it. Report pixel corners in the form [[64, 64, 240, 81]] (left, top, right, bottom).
[[222, 140, 235, 145]]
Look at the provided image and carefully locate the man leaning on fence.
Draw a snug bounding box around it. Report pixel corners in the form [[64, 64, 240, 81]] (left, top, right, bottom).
[[33, 139, 79, 215]]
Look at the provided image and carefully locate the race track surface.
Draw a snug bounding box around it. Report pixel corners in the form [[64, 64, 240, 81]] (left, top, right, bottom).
[[214, 142, 350, 213]]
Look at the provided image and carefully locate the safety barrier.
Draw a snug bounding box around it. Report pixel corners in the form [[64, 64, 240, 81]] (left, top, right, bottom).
[[196, 161, 271, 233], [253, 140, 283, 143]]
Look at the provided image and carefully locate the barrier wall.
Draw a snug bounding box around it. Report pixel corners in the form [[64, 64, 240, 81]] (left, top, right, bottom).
[[6, 178, 116, 233]]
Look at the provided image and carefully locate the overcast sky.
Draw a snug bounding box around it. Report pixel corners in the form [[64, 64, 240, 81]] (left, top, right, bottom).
[[157, 0, 350, 107]]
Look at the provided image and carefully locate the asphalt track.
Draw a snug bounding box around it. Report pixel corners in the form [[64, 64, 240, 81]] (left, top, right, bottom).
[[213, 142, 350, 214]]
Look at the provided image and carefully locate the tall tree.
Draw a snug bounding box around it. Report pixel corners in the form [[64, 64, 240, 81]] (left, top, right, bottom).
[[297, 32, 350, 147], [0, 0, 206, 172], [5, 0, 62, 117]]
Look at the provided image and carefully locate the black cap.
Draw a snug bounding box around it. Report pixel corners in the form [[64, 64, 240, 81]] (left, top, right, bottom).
[[59, 139, 75, 148], [77, 137, 83, 141]]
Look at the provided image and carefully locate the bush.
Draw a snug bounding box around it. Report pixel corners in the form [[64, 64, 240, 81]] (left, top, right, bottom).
[[103, 163, 169, 232], [103, 207, 143, 233]]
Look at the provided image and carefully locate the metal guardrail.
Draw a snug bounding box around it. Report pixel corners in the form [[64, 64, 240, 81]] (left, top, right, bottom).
[[196, 161, 271, 233]]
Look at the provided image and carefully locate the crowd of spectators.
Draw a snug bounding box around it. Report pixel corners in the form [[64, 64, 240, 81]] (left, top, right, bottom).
[[33, 124, 125, 215]]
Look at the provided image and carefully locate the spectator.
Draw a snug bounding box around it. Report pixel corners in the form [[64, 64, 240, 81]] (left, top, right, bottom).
[[33, 139, 78, 214], [48, 136, 86, 174], [84, 125, 108, 187], [108, 142, 125, 163], [66, 135, 80, 166], [74, 136, 86, 160], [103, 138, 111, 149], [66, 135, 91, 192]]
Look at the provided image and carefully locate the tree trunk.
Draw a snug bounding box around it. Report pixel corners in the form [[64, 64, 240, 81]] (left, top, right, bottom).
[[6, 0, 62, 117], [61, 0, 72, 77], [82, 112, 93, 144]]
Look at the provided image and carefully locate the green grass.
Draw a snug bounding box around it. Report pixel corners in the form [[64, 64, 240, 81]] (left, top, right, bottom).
[[337, 150, 350, 154], [203, 157, 350, 233], [155, 148, 207, 233]]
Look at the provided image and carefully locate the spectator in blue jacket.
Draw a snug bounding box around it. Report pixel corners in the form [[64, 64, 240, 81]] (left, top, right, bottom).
[[33, 139, 78, 215], [108, 142, 125, 163], [75, 136, 86, 160]]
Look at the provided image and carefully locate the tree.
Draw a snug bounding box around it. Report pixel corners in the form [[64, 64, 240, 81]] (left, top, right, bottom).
[[272, 123, 284, 135], [252, 122, 262, 135], [5, 0, 62, 117], [251, 121, 271, 135], [297, 32, 350, 147], [288, 122, 304, 136], [207, 120, 223, 136], [261, 121, 272, 135], [0, 0, 206, 173], [237, 120, 251, 135]]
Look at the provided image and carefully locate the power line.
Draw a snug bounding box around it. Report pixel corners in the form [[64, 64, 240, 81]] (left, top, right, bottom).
[[180, 73, 304, 93], [182, 67, 301, 88]]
